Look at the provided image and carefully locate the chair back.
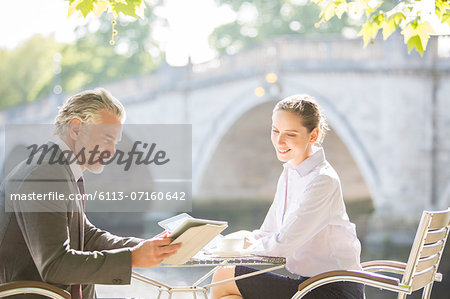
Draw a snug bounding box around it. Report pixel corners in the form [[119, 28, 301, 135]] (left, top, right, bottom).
[[401, 208, 450, 291]]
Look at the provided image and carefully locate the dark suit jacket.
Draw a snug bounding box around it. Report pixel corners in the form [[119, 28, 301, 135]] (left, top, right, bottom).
[[0, 142, 142, 298]]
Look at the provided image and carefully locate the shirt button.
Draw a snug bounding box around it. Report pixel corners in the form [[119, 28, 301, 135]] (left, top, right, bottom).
[[112, 278, 122, 284]]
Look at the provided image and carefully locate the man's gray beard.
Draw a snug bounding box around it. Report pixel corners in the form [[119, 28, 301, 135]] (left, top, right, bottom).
[[86, 163, 104, 174]]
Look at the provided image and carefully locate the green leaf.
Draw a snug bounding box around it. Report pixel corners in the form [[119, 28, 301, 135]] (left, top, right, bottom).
[[365, 0, 382, 16], [401, 21, 417, 44], [415, 21, 435, 50], [320, 2, 336, 21], [358, 21, 380, 47], [443, 12, 450, 26], [382, 18, 396, 40], [373, 13, 384, 25], [68, 0, 80, 18], [135, 1, 146, 19], [401, 21, 435, 56], [382, 12, 404, 40], [75, 0, 94, 18], [406, 35, 424, 55], [436, 0, 450, 19], [357, 12, 384, 46], [392, 12, 406, 25], [93, 1, 109, 17], [335, 3, 347, 19], [109, 0, 145, 18]]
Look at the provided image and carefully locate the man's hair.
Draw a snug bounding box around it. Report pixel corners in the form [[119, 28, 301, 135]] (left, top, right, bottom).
[[54, 88, 125, 136]]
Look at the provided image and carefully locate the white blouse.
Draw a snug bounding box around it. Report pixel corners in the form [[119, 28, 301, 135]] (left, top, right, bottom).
[[251, 147, 362, 277]]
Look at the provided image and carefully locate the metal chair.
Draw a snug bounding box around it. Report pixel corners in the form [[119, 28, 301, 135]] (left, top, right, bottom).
[[291, 208, 450, 299], [0, 281, 71, 298]]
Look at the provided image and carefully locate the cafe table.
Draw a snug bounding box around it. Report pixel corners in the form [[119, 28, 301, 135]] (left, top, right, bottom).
[[131, 253, 286, 299]]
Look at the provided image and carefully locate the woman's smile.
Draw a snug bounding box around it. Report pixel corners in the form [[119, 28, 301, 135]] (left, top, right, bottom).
[[277, 148, 291, 154]]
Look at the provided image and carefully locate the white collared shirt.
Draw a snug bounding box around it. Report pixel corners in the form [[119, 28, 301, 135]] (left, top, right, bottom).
[[57, 138, 83, 182], [252, 147, 362, 277]]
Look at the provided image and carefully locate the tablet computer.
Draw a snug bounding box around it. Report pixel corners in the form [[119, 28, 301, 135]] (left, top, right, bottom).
[[168, 217, 228, 240]]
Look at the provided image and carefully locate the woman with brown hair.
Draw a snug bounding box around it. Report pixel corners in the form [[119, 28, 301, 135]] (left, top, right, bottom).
[[211, 95, 365, 299]]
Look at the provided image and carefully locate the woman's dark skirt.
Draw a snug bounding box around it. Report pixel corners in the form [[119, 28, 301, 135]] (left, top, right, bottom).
[[234, 266, 365, 299]]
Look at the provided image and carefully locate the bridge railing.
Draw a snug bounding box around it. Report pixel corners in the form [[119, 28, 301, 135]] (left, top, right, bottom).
[[1, 36, 449, 124]]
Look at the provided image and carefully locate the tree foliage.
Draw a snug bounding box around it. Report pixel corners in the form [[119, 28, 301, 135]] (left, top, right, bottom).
[[313, 0, 450, 55], [0, 1, 162, 110], [68, 0, 147, 19], [0, 36, 60, 108], [61, 4, 162, 92], [67, 0, 450, 56], [2, 0, 449, 110], [210, 0, 360, 54]]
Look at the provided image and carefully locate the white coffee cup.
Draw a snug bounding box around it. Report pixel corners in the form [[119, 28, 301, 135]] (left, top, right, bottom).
[[216, 237, 244, 252]]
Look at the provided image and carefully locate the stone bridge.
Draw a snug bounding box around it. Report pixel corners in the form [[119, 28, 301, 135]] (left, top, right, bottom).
[[1, 35, 450, 217]]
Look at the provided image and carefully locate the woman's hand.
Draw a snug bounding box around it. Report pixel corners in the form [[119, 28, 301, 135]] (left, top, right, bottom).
[[243, 237, 253, 249], [225, 230, 255, 249]]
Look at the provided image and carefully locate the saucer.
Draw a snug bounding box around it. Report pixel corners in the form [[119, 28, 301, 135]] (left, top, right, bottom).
[[209, 249, 255, 257]]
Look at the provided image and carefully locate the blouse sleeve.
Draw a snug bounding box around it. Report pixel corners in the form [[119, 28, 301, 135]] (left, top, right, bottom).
[[252, 200, 277, 239], [251, 172, 284, 239], [255, 174, 338, 257]]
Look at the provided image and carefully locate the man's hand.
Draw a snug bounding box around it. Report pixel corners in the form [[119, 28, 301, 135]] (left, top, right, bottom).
[[153, 230, 171, 239], [131, 238, 181, 268]]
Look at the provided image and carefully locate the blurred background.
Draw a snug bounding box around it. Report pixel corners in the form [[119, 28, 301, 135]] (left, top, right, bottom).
[[1, 0, 450, 298]]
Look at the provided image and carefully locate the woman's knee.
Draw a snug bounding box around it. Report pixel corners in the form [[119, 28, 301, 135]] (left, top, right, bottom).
[[212, 265, 235, 282], [211, 266, 241, 298]]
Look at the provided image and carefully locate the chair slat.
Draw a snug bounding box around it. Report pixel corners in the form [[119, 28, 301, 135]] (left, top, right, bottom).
[[420, 241, 444, 258], [424, 228, 448, 244], [416, 254, 440, 272], [428, 210, 450, 230], [411, 267, 435, 291]]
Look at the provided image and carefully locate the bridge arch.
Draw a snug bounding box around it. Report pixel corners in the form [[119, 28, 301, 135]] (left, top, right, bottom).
[[194, 79, 380, 207]]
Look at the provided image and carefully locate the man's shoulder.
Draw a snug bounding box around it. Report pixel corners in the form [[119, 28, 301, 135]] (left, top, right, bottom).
[[0, 143, 78, 213], [4, 143, 73, 183]]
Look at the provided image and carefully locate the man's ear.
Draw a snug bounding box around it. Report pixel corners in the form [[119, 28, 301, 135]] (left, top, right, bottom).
[[69, 119, 82, 141], [310, 128, 319, 144]]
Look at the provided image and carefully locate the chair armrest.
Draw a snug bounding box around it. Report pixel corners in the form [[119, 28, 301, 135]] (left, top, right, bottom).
[[298, 270, 399, 291], [0, 281, 71, 299], [292, 270, 406, 299]]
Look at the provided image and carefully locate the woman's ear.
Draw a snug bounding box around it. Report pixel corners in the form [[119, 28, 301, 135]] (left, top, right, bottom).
[[69, 118, 82, 141], [309, 128, 319, 144]]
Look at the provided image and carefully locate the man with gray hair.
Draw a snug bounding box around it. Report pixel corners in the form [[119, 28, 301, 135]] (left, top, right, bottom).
[[0, 88, 181, 298]]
